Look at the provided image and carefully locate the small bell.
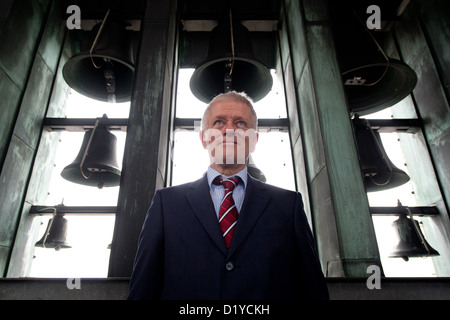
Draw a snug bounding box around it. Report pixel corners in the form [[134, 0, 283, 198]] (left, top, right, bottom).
[[35, 214, 71, 251], [61, 116, 121, 189], [353, 119, 410, 192], [389, 202, 439, 261]]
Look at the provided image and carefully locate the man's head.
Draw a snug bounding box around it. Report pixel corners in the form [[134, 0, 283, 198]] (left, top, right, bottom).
[[201, 92, 258, 131], [200, 91, 259, 174]]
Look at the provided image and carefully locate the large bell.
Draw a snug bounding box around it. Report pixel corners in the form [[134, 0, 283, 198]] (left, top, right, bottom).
[[35, 214, 71, 250], [353, 120, 410, 192], [389, 214, 440, 261], [63, 19, 135, 103], [333, 10, 417, 115], [190, 15, 273, 103], [61, 125, 121, 188]]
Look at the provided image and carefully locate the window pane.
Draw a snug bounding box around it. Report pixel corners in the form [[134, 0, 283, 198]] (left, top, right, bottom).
[[171, 130, 295, 191], [30, 215, 115, 278], [362, 106, 437, 276], [176, 69, 207, 118], [171, 130, 210, 186], [373, 215, 437, 277], [65, 89, 130, 118], [251, 130, 295, 190], [173, 67, 293, 190], [30, 90, 127, 277]]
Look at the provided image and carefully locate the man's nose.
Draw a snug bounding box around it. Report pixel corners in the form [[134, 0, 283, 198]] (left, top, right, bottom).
[[222, 121, 236, 133]]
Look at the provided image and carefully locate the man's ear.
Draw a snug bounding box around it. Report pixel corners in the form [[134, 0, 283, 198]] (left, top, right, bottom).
[[199, 130, 207, 149]]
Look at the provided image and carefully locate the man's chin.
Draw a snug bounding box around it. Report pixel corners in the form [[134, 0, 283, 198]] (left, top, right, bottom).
[[213, 156, 247, 166]]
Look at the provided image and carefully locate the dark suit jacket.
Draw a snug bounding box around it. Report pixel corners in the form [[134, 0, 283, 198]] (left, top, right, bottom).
[[128, 174, 329, 300]]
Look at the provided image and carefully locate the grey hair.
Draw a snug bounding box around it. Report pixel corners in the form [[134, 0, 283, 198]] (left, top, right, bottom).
[[201, 91, 258, 130]]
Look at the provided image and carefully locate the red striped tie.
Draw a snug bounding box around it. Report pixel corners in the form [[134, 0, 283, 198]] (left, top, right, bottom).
[[214, 177, 240, 248]]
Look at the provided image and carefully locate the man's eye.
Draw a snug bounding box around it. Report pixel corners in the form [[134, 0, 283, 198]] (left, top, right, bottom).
[[237, 121, 247, 127], [214, 120, 223, 126]]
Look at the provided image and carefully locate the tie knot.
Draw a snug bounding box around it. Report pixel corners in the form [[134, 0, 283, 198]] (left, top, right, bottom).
[[213, 177, 240, 191]]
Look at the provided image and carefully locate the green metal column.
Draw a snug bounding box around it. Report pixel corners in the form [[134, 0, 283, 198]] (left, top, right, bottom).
[[281, 0, 381, 277], [0, 0, 65, 277], [108, 0, 178, 277], [392, 1, 450, 276]]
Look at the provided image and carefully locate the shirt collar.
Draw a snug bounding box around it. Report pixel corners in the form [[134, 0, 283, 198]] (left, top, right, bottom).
[[207, 166, 248, 189]]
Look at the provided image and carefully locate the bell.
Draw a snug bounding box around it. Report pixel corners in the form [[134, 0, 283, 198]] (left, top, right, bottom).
[[35, 214, 71, 250], [389, 214, 439, 261], [190, 15, 273, 103], [247, 155, 266, 182], [61, 125, 121, 188], [353, 120, 410, 192], [63, 19, 135, 103], [333, 11, 417, 115]]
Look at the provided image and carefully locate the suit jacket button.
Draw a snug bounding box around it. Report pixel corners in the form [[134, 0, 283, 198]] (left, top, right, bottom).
[[225, 262, 234, 271]]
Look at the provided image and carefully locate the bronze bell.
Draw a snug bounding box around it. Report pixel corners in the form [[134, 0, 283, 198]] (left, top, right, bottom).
[[389, 214, 439, 261], [190, 13, 273, 103], [353, 119, 410, 192], [63, 19, 135, 103], [61, 124, 121, 189], [35, 214, 71, 250], [332, 7, 417, 115]]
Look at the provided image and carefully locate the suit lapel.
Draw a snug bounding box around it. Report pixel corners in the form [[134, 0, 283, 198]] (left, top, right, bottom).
[[184, 174, 271, 257], [228, 175, 270, 257], [184, 175, 228, 255]]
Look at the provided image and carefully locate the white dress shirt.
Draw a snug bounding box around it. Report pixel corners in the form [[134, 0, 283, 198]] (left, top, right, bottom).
[[206, 166, 248, 218]]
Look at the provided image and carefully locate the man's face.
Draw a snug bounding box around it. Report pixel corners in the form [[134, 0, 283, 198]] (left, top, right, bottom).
[[200, 99, 258, 166]]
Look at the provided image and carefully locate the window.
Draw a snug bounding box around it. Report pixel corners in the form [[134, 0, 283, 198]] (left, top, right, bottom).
[[362, 106, 438, 277], [172, 69, 295, 191], [30, 90, 129, 278]]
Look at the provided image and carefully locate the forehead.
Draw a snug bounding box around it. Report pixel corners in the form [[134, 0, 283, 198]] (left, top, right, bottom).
[[207, 99, 254, 119]]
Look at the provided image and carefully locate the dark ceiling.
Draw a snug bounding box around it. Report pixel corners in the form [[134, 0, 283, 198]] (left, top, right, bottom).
[[61, 0, 145, 20], [60, 0, 281, 21], [60, 0, 410, 30], [59, 0, 411, 69], [177, 0, 281, 20]]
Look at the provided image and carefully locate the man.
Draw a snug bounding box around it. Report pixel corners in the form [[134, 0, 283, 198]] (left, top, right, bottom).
[[128, 91, 329, 300]]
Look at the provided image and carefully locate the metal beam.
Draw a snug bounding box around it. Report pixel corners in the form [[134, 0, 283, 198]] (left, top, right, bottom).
[[43, 117, 128, 132], [29, 205, 116, 215], [181, 20, 278, 32], [44, 117, 420, 134], [370, 206, 440, 216], [29, 204, 440, 217], [353, 118, 423, 133], [173, 118, 289, 131]]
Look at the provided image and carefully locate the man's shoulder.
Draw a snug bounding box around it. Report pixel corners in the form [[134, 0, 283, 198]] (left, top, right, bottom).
[[248, 175, 298, 195], [157, 175, 207, 195]]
